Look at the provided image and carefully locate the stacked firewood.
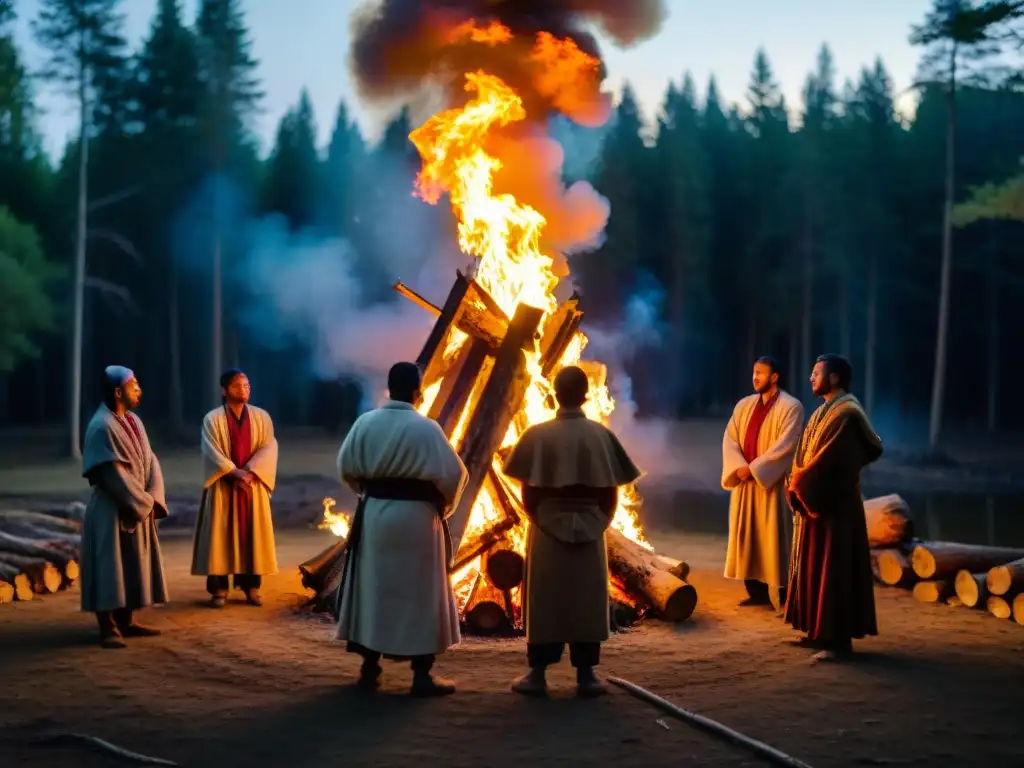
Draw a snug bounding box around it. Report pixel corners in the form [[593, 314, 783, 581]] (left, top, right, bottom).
[[869, 495, 1024, 627], [0, 502, 84, 604]]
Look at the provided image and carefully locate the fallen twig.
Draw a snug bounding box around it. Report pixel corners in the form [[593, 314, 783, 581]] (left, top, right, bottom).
[[608, 676, 813, 768], [36, 732, 177, 765]]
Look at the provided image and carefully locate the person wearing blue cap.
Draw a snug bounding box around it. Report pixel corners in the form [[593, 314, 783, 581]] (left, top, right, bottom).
[[80, 365, 169, 648]]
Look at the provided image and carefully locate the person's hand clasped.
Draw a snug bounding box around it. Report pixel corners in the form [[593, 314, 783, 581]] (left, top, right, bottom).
[[736, 465, 752, 482]]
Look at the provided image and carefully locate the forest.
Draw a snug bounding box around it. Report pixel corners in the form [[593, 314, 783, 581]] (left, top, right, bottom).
[[0, 0, 1022, 460]]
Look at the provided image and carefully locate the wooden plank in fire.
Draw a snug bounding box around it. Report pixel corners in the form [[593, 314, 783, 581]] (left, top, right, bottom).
[[447, 303, 544, 553], [427, 337, 490, 436]]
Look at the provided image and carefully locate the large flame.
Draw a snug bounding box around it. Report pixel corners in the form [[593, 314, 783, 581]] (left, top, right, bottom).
[[410, 22, 647, 617], [324, 22, 648, 623]]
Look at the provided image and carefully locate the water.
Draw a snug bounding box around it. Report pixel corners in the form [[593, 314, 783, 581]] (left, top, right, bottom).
[[642, 487, 1024, 548]]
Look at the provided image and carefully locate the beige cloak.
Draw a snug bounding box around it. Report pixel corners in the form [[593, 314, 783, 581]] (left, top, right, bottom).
[[335, 400, 467, 657], [190, 405, 279, 577], [721, 391, 804, 610], [80, 404, 169, 613], [503, 409, 643, 646]]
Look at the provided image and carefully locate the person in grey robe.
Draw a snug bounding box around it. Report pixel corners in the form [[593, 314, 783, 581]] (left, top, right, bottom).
[[80, 365, 169, 648]]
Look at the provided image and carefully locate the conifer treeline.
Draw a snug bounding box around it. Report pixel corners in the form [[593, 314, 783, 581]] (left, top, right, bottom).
[[0, 0, 1022, 454]]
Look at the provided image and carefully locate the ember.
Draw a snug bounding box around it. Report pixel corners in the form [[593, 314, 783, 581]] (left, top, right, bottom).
[[302, 19, 696, 632]]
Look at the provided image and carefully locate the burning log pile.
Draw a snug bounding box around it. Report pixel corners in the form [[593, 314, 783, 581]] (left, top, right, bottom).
[[299, 271, 697, 634], [0, 503, 84, 604], [868, 495, 1024, 627]]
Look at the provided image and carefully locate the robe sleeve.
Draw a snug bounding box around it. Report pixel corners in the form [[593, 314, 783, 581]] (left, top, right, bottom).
[[336, 418, 366, 496], [245, 410, 278, 493], [91, 462, 156, 527], [429, 420, 468, 514], [147, 452, 168, 520], [789, 411, 880, 518], [721, 401, 749, 490], [201, 411, 235, 489], [749, 400, 804, 491]]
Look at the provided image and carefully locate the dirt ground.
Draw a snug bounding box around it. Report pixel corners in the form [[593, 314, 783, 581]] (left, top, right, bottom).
[[1, 527, 1022, 768]]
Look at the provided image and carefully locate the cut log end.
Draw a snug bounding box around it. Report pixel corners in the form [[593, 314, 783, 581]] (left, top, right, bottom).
[[953, 570, 987, 609], [876, 549, 914, 587], [464, 600, 509, 634], [0, 580, 14, 604], [986, 595, 1012, 620], [912, 579, 952, 604], [661, 583, 698, 622], [32, 562, 62, 594], [985, 557, 1024, 597], [13, 573, 32, 601], [911, 542, 1024, 581], [1013, 594, 1024, 626], [485, 549, 525, 591], [64, 560, 80, 583]]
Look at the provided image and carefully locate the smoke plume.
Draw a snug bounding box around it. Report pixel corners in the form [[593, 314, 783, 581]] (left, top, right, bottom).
[[349, 0, 668, 125]]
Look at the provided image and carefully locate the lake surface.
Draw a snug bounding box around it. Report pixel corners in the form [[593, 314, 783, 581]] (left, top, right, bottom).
[[642, 486, 1024, 548]]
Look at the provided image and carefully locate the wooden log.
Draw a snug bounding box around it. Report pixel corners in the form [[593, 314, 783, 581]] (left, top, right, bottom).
[[0, 580, 14, 603], [606, 527, 697, 622], [43, 501, 87, 521], [873, 548, 916, 587], [0, 554, 62, 593], [609, 599, 641, 631], [863, 495, 914, 548], [448, 303, 544, 552], [953, 570, 988, 608], [0, 519, 81, 546], [0, 563, 33, 600], [986, 595, 1012, 619], [485, 549, 525, 591], [986, 557, 1024, 597], [297, 538, 347, 593], [1013, 593, 1024, 625], [428, 337, 489, 437], [539, 300, 582, 375], [411, 272, 470, 372], [0, 510, 82, 534], [451, 517, 516, 573], [913, 579, 953, 603], [63, 559, 79, 584], [0, 530, 79, 563], [465, 600, 508, 634], [654, 554, 691, 582], [911, 542, 1024, 580]]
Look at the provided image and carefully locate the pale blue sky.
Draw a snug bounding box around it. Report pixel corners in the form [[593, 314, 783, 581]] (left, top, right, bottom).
[[12, 0, 931, 157]]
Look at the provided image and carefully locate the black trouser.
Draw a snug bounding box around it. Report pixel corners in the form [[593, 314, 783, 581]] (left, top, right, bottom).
[[207, 574, 261, 595], [96, 607, 134, 635], [745, 579, 786, 605], [349, 642, 434, 674], [527, 641, 600, 669]]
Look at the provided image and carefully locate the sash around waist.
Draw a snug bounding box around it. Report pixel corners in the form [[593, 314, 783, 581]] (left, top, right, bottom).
[[361, 478, 445, 513]]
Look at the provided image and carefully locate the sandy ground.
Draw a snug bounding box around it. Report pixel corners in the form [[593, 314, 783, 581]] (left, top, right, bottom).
[[1, 528, 1022, 768]]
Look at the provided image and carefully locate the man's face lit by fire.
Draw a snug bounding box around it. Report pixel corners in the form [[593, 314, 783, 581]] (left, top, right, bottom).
[[118, 378, 142, 410], [810, 361, 832, 398], [223, 374, 251, 405], [752, 362, 777, 395]]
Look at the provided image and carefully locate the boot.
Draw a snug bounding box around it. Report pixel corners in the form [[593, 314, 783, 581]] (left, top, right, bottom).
[[245, 589, 263, 607], [510, 667, 548, 697], [575, 667, 608, 698], [356, 659, 383, 691], [411, 672, 456, 697], [115, 608, 161, 638], [97, 612, 126, 649]]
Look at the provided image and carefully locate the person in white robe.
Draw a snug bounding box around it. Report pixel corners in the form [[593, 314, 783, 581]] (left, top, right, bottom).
[[191, 369, 279, 607], [80, 366, 169, 648], [721, 355, 804, 611], [335, 362, 467, 697]]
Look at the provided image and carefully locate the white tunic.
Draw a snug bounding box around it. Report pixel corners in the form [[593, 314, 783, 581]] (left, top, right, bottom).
[[334, 400, 467, 657]]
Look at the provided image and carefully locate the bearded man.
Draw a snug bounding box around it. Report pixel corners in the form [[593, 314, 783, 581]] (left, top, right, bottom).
[[785, 354, 883, 662], [191, 368, 279, 607], [80, 366, 169, 648], [721, 355, 804, 610]]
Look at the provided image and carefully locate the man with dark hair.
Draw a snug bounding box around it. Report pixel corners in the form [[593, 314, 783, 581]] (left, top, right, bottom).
[[503, 365, 642, 698], [335, 361, 467, 696], [191, 369, 279, 607], [785, 353, 883, 661], [721, 355, 804, 610], [80, 366, 169, 648]]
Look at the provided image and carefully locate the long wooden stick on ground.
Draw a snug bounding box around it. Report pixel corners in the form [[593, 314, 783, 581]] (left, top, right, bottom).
[[36, 733, 178, 765], [608, 677, 814, 768]]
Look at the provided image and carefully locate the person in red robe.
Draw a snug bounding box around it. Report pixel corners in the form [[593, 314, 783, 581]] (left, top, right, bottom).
[[785, 353, 883, 662]]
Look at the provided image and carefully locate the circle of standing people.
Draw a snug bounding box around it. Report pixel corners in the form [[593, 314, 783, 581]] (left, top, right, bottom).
[[77, 352, 880, 691]]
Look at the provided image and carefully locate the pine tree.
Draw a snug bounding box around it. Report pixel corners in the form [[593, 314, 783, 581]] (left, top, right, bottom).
[[32, 0, 127, 458], [264, 89, 319, 230]]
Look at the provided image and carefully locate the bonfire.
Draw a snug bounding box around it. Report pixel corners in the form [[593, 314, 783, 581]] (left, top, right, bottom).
[[301, 21, 696, 633]]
